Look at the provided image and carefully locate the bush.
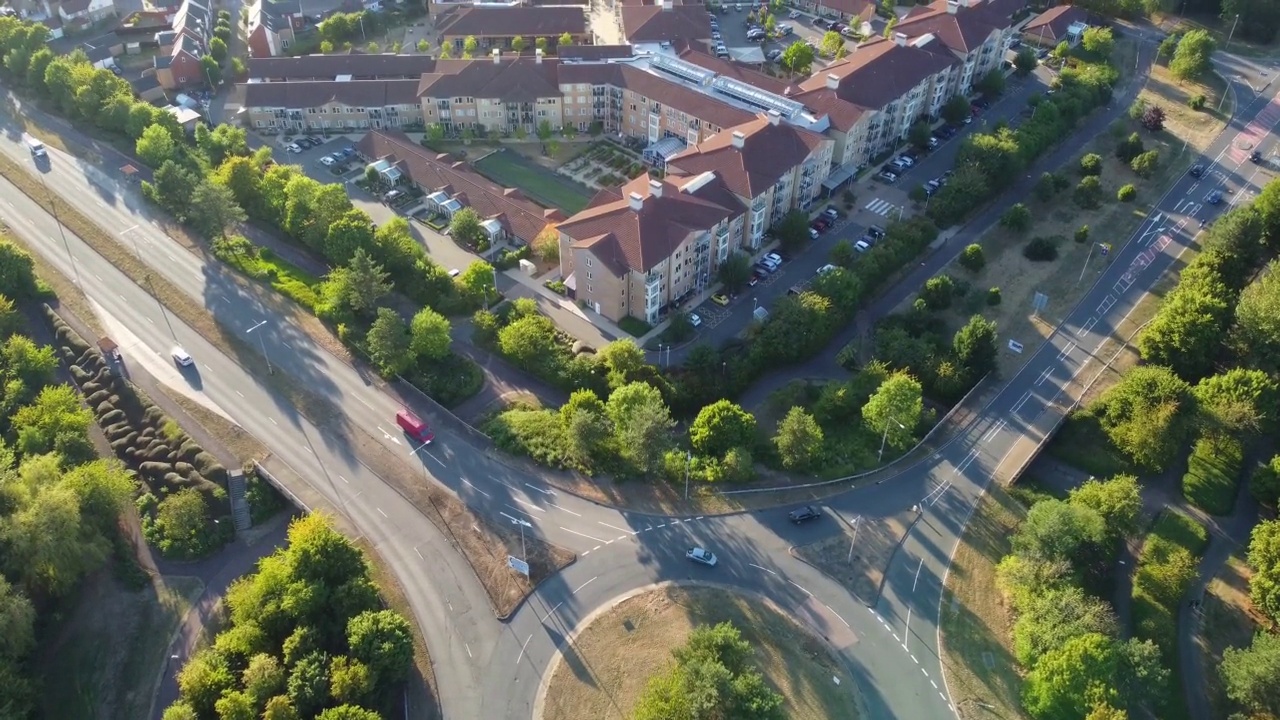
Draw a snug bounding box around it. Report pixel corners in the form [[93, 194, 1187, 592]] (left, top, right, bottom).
[[1074, 176, 1103, 208], [987, 287, 1002, 305], [1130, 150, 1160, 178], [1074, 225, 1090, 244], [1116, 132, 1145, 163], [1023, 237, 1059, 262], [1118, 184, 1137, 202], [1188, 93, 1206, 111], [920, 274, 956, 310], [1079, 153, 1103, 176], [959, 243, 985, 272], [1132, 509, 1208, 660], [1181, 435, 1243, 515]]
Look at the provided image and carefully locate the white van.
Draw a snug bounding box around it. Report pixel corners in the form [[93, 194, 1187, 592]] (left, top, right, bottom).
[[26, 137, 46, 157]]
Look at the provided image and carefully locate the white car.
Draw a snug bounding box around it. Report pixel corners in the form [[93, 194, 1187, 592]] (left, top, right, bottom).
[[765, 251, 783, 265], [688, 312, 703, 328], [788, 9, 801, 18], [171, 347, 194, 366], [818, 263, 838, 274], [896, 155, 915, 167], [320, 155, 336, 166], [286, 143, 302, 153], [854, 239, 871, 253], [687, 547, 718, 566]]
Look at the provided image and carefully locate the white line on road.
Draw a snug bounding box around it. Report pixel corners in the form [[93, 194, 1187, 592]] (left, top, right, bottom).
[[1034, 367, 1052, 386], [789, 581, 812, 596], [931, 679, 938, 690], [499, 511, 523, 524], [748, 563, 778, 575], [559, 527, 607, 544], [656, 523, 666, 528], [541, 602, 563, 622], [513, 498, 546, 512], [377, 508, 388, 518], [824, 603, 850, 627], [356, 396, 374, 410], [547, 502, 580, 516], [913, 557, 925, 592], [516, 634, 533, 666], [524, 483, 555, 496], [903, 608, 912, 652], [146, 316, 154, 324], [269, 417, 278, 425], [912, 655, 919, 664], [235, 390, 244, 397], [462, 479, 491, 498], [597, 521, 635, 535], [616, 535, 626, 541], [1011, 391, 1033, 415], [573, 577, 597, 594], [338, 475, 348, 484], [980, 419, 1005, 443], [424, 450, 445, 467], [414, 547, 423, 560], [465, 644, 472, 659]]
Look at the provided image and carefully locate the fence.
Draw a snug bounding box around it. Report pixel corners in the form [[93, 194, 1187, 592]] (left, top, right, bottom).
[[395, 374, 493, 446]]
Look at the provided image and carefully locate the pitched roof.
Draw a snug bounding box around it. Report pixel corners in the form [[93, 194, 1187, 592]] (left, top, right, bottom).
[[558, 173, 741, 275], [620, 4, 711, 43], [247, 54, 438, 80], [249, 0, 299, 34], [1021, 5, 1089, 42], [356, 131, 558, 243], [814, 0, 876, 20], [435, 6, 586, 38], [666, 112, 825, 199], [558, 44, 635, 61], [243, 79, 421, 107], [417, 57, 564, 103], [894, 0, 1018, 56], [797, 36, 955, 111], [675, 45, 788, 94]]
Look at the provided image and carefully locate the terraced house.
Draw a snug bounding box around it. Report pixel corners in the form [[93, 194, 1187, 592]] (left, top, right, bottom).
[[153, 0, 211, 90]]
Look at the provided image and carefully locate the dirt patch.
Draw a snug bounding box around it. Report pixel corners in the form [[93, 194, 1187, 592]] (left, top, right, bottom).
[[36, 570, 203, 720], [792, 511, 914, 604], [540, 584, 862, 720], [939, 484, 1031, 720], [1139, 63, 1232, 152], [1199, 550, 1272, 719]]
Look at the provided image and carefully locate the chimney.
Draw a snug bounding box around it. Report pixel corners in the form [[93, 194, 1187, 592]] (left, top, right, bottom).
[[893, 31, 907, 47], [628, 192, 644, 211], [766, 109, 781, 126], [946, 0, 959, 14], [492, 48, 501, 63], [648, 179, 663, 198], [730, 130, 746, 149], [535, 48, 544, 64], [825, 73, 840, 90]]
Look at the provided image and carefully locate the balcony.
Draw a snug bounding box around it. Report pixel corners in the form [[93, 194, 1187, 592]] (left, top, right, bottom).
[[715, 225, 729, 241], [802, 163, 816, 177], [751, 197, 767, 212]]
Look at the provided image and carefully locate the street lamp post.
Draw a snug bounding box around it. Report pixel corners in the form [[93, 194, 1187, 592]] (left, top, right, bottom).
[[847, 515, 861, 562], [510, 517, 530, 559], [33, 164, 83, 290], [1225, 14, 1240, 52], [877, 417, 906, 462], [684, 450, 692, 500], [246, 320, 273, 374]]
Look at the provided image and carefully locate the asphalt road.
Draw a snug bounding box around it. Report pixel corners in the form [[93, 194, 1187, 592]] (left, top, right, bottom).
[[1, 40, 1276, 720]]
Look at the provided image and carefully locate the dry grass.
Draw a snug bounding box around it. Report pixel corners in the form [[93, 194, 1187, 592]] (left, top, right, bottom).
[[36, 571, 203, 720], [166, 391, 269, 465], [1199, 550, 1272, 719], [1139, 63, 1232, 152], [939, 484, 1031, 720], [541, 585, 863, 720], [792, 510, 914, 604]]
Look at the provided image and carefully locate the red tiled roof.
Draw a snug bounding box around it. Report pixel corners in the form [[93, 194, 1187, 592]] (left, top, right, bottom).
[[815, 0, 876, 20], [895, 0, 1018, 56], [667, 112, 826, 199], [355, 131, 556, 243], [798, 36, 955, 110], [558, 173, 741, 274], [1021, 5, 1089, 43], [620, 4, 711, 43]]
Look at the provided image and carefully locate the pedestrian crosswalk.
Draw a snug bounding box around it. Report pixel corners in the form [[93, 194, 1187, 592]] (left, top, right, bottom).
[[864, 198, 898, 216], [1227, 96, 1280, 164]]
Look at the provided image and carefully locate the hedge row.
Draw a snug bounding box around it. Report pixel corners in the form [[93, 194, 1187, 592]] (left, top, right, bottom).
[[1181, 434, 1243, 516], [1131, 509, 1209, 663]]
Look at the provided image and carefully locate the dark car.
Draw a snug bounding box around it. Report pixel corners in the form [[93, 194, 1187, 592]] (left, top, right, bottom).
[[1208, 190, 1224, 205], [1190, 163, 1205, 177], [1250, 151, 1263, 164], [788, 506, 822, 524]]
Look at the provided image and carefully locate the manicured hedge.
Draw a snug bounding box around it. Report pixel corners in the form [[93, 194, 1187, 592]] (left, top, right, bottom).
[[1181, 434, 1243, 516]]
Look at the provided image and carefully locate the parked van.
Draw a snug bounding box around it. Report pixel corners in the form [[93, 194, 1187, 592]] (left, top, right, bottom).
[[395, 409, 434, 444], [26, 137, 46, 158]]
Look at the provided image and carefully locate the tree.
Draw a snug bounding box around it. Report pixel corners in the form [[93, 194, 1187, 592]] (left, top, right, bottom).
[[201, 55, 222, 86], [1080, 153, 1103, 176], [774, 406, 823, 471], [177, 651, 236, 717], [1075, 176, 1103, 208], [952, 315, 997, 381], [365, 308, 414, 375], [1254, 456, 1280, 508], [336, 248, 392, 315], [531, 226, 560, 263], [908, 119, 933, 150], [920, 274, 955, 310], [1232, 260, 1280, 369], [942, 94, 972, 125], [509, 35, 526, 53], [558, 31, 573, 46], [209, 36, 228, 62], [1034, 172, 1060, 202], [598, 339, 647, 391], [1052, 39, 1071, 61], [1069, 475, 1142, 543], [287, 653, 330, 717], [215, 691, 255, 720], [1194, 368, 1276, 435], [347, 609, 415, 690], [1158, 33, 1179, 59], [861, 372, 922, 449], [690, 399, 757, 457], [0, 242, 37, 301], [780, 40, 815, 74], [606, 382, 674, 474], [537, 119, 554, 142], [416, 39, 430, 53], [959, 243, 985, 272], [774, 210, 811, 253], [1014, 499, 1106, 563], [717, 252, 751, 294], [1022, 633, 1120, 720], [409, 307, 451, 361], [1092, 366, 1193, 472], [12, 384, 92, 458], [0, 577, 34, 663], [1170, 29, 1215, 81], [1014, 47, 1038, 77], [61, 459, 135, 532], [328, 656, 372, 706], [1081, 26, 1115, 57], [438, 42, 452, 59], [135, 123, 177, 168], [535, 36, 548, 53], [187, 180, 246, 239], [1001, 203, 1032, 232], [1140, 105, 1166, 132], [162, 702, 199, 720], [976, 68, 1006, 97], [1012, 585, 1119, 667], [462, 35, 479, 57], [316, 707, 382, 720], [1248, 520, 1280, 623], [1221, 631, 1280, 716], [1130, 149, 1159, 178], [820, 30, 844, 58], [242, 653, 286, 707]]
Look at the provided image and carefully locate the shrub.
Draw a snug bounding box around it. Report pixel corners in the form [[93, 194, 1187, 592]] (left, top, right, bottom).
[[1181, 435, 1243, 516], [1023, 237, 1059, 262], [1130, 150, 1160, 178], [987, 287, 1002, 305], [1074, 176, 1103, 208], [1117, 184, 1137, 202], [959, 243, 985, 272], [1079, 153, 1103, 176], [1074, 225, 1090, 244], [920, 274, 956, 310], [1188, 93, 1206, 111], [1116, 132, 1145, 163]]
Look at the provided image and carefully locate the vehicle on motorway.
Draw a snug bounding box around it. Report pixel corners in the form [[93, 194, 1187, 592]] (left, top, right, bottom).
[[788, 506, 822, 524], [689, 312, 703, 327], [877, 170, 898, 183], [396, 409, 435, 443], [711, 293, 730, 306], [171, 347, 194, 367], [687, 547, 718, 566], [1208, 191, 1224, 205], [1190, 163, 1205, 177], [26, 137, 46, 157]]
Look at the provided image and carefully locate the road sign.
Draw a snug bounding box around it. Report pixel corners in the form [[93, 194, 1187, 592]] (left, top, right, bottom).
[[508, 556, 529, 576], [1099, 243, 1111, 256], [1032, 292, 1049, 312]]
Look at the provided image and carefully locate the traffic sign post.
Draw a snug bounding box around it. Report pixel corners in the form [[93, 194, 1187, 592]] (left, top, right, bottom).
[[507, 556, 529, 577]]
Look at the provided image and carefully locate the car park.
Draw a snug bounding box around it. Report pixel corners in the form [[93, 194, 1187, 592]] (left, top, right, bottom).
[[711, 293, 730, 306], [1208, 191, 1224, 205], [788, 506, 822, 524], [689, 312, 703, 327], [687, 547, 718, 566], [171, 347, 194, 366], [1190, 163, 1205, 177], [877, 171, 898, 183]]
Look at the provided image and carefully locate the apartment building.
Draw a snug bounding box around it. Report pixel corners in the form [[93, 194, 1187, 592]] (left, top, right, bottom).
[[619, 0, 711, 44], [435, 6, 590, 52], [666, 110, 833, 249], [790, 0, 875, 24], [895, 0, 1026, 98], [557, 172, 746, 325], [246, 0, 302, 58], [356, 130, 563, 246], [1020, 5, 1089, 48], [153, 0, 210, 90], [242, 79, 425, 131]]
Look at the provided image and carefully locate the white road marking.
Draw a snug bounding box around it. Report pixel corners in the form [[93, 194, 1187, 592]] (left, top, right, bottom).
[[414, 547, 423, 560], [547, 502, 580, 516], [424, 450, 445, 467], [235, 390, 244, 397], [465, 644, 472, 659], [376, 507, 388, 518], [573, 576, 597, 594], [656, 523, 666, 528], [560, 527, 607, 544], [269, 417, 278, 425], [525, 483, 555, 496], [597, 521, 635, 535], [789, 581, 812, 596], [748, 563, 778, 575], [338, 475, 348, 484], [913, 557, 925, 592], [980, 420, 1005, 443], [462, 479, 491, 498], [516, 634, 533, 666], [823, 603, 850, 627], [1034, 367, 1052, 386], [540, 602, 563, 622], [513, 498, 546, 512]]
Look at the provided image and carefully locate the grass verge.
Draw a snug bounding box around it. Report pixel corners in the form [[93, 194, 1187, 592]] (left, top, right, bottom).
[[541, 584, 862, 720], [1199, 550, 1271, 719], [792, 510, 913, 604], [939, 484, 1031, 720], [1181, 435, 1244, 516], [37, 570, 203, 720], [472, 149, 593, 214]]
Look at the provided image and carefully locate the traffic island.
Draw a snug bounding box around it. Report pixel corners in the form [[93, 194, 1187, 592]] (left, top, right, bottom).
[[537, 584, 863, 720], [790, 510, 915, 605]]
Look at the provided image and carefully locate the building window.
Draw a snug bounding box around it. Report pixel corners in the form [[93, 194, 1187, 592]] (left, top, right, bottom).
[[585, 257, 592, 268], [587, 283, 593, 293]]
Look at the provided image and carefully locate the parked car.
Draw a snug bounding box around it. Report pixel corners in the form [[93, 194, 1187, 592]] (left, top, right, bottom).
[[748, 271, 763, 286], [320, 155, 337, 166], [767, 48, 783, 61], [817, 264, 838, 274], [396, 409, 434, 444], [1190, 163, 1205, 177], [788, 506, 822, 524], [687, 547, 718, 566], [776, 23, 793, 35], [928, 136, 940, 149], [383, 189, 405, 203], [756, 260, 778, 274], [867, 225, 886, 239], [808, 227, 820, 240], [689, 312, 704, 327], [765, 251, 783, 266], [286, 142, 303, 153], [788, 9, 801, 18], [896, 154, 916, 167], [171, 347, 194, 367], [716, 44, 730, 58], [1250, 151, 1263, 163], [711, 293, 730, 306], [877, 171, 898, 183], [821, 206, 841, 221], [811, 218, 829, 232]]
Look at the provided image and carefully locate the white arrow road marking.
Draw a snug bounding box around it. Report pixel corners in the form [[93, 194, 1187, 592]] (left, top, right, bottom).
[[462, 479, 491, 498], [525, 483, 555, 496], [513, 498, 545, 512]]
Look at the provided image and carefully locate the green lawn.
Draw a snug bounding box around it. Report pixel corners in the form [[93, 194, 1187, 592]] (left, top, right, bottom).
[[1182, 435, 1243, 516], [472, 151, 593, 214]]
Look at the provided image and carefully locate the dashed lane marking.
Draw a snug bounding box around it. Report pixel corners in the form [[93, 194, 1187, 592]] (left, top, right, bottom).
[[516, 634, 533, 667], [377, 508, 388, 518], [598, 521, 636, 535], [513, 498, 545, 512]]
